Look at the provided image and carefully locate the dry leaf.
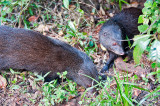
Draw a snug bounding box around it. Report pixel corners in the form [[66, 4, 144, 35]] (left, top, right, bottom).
[[58, 30, 64, 36], [100, 6, 105, 15], [28, 16, 39, 22], [133, 88, 141, 97], [77, 87, 85, 92], [0, 75, 7, 88], [34, 24, 49, 32], [69, 5, 76, 10], [127, 1, 139, 8], [28, 78, 38, 90]]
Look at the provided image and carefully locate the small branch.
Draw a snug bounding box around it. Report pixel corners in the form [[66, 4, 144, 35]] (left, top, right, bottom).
[[89, 0, 95, 7], [18, 0, 30, 28], [116, 39, 134, 41], [141, 15, 160, 35], [78, 1, 100, 16]]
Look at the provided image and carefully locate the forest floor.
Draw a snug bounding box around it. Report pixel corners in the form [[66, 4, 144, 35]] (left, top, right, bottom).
[[0, 0, 159, 105]]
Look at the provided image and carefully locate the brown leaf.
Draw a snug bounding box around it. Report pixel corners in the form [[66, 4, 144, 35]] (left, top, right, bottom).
[[28, 16, 39, 22], [69, 5, 76, 10], [34, 24, 49, 32], [28, 78, 38, 90], [127, 1, 139, 8], [58, 30, 64, 36], [133, 88, 141, 97], [0, 75, 7, 88], [77, 87, 85, 92], [68, 95, 75, 100]]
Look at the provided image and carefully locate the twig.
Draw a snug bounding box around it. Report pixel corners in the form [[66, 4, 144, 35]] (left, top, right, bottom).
[[141, 15, 160, 35], [116, 39, 134, 41], [18, 0, 30, 28], [78, 1, 100, 16], [89, 0, 95, 7]]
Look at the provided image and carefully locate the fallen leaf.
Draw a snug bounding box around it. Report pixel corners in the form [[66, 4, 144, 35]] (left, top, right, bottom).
[[69, 5, 76, 10], [28, 16, 39, 22], [133, 88, 141, 97], [77, 87, 85, 92], [127, 1, 139, 8], [58, 30, 64, 36], [0, 75, 7, 88], [34, 24, 49, 32], [28, 78, 38, 90]]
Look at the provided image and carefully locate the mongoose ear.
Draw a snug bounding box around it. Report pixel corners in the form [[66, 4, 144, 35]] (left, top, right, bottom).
[[78, 69, 84, 76]]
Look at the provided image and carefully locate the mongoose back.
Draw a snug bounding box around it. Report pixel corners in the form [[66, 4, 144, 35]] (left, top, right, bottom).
[[0, 26, 99, 92]]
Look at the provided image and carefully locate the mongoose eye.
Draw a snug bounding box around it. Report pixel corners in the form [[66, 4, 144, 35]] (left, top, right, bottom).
[[103, 32, 109, 37], [112, 42, 117, 46]]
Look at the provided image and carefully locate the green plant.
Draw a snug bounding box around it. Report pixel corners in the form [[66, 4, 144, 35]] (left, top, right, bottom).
[[116, 0, 129, 10], [131, 1, 160, 103], [63, 0, 69, 9], [138, 85, 160, 105], [133, 0, 160, 64], [0, 0, 41, 28], [61, 0, 98, 56], [109, 0, 129, 10], [41, 71, 78, 105], [132, 0, 160, 83], [64, 20, 98, 56], [2, 69, 29, 94], [82, 67, 152, 105]]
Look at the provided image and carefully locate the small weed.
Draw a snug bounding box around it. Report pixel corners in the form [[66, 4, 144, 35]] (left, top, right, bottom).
[[41, 71, 78, 105], [81, 67, 159, 105], [64, 20, 98, 56]]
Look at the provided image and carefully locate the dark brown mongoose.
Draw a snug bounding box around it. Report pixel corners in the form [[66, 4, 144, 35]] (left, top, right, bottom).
[[99, 7, 142, 73], [0, 26, 99, 92]]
